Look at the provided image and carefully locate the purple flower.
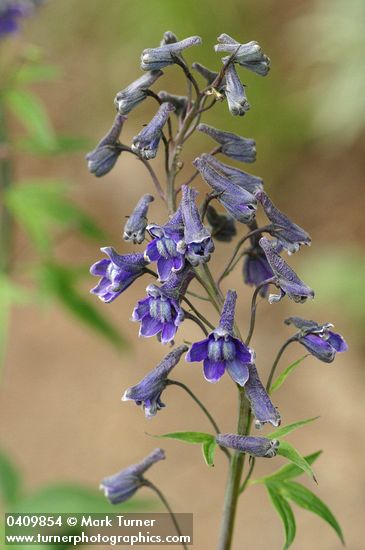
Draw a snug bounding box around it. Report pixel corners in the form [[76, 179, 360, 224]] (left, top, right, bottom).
[[206, 205, 236, 242], [114, 70, 163, 115], [122, 345, 188, 417], [285, 317, 348, 363], [86, 114, 126, 177], [200, 153, 263, 194], [193, 154, 257, 223], [0, 1, 33, 38], [186, 290, 254, 385], [224, 62, 250, 116], [100, 448, 165, 504], [132, 102, 175, 160], [90, 248, 148, 303], [215, 34, 270, 76], [123, 194, 154, 244], [141, 35, 202, 71], [145, 208, 185, 282], [160, 31, 178, 45], [259, 237, 314, 303], [197, 123, 256, 163], [243, 242, 274, 297], [257, 191, 311, 254], [216, 434, 279, 458], [132, 267, 194, 344], [180, 185, 214, 266], [245, 364, 281, 428], [192, 62, 221, 87], [158, 91, 188, 117]]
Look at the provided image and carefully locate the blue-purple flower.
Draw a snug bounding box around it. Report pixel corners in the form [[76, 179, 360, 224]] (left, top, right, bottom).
[[285, 317, 348, 363], [243, 243, 274, 297], [132, 102, 175, 160], [216, 434, 279, 458], [158, 91, 188, 118], [224, 62, 250, 116], [145, 208, 185, 282], [206, 205, 236, 242], [215, 34, 270, 76], [180, 185, 214, 266], [186, 290, 253, 385], [90, 248, 148, 303], [245, 364, 281, 428], [100, 448, 165, 504], [193, 154, 257, 223], [86, 114, 126, 177], [0, 1, 36, 38], [201, 153, 263, 194], [197, 123, 256, 163], [257, 191, 311, 254], [122, 345, 188, 417], [192, 62, 221, 88], [123, 194, 154, 244], [259, 237, 314, 303], [141, 35, 202, 71], [132, 267, 194, 344], [114, 70, 163, 115]]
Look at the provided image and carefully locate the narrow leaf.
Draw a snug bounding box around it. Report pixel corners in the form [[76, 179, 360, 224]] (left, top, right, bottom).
[[153, 431, 215, 445], [270, 355, 308, 394], [0, 450, 22, 505], [267, 416, 319, 440], [253, 451, 322, 485], [202, 440, 216, 467], [266, 484, 296, 549], [281, 481, 345, 545], [277, 441, 317, 483]]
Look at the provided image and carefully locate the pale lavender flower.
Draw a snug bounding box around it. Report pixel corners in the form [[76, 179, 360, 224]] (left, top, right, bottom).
[[122, 345, 188, 417], [132, 103, 175, 160], [158, 91, 188, 117], [201, 154, 263, 194], [123, 194, 154, 244], [243, 243, 274, 297], [215, 34, 270, 76], [224, 62, 250, 116], [141, 35, 202, 71], [197, 123, 256, 163], [100, 448, 165, 504], [180, 185, 214, 266], [245, 364, 281, 428], [114, 71, 163, 115], [86, 114, 126, 177], [216, 434, 279, 458]]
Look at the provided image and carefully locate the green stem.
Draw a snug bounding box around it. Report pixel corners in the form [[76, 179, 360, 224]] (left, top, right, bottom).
[[0, 100, 13, 274], [239, 456, 255, 494], [245, 278, 275, 346], [265, 336, 298, 392]]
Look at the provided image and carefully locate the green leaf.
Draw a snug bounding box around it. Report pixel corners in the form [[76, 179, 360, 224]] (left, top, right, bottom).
[[5, 180, 105, 252], [267, 416, 319, 439], [5, 89, 57, 151], [266, 484, 296, 549], [202, 440, 216, 467], [253, 451, 322, 485], [38, 263, 127, 350], [277, 441, 317, 483], [18, 135, 91, 155], [270, 355, 308, 394], [15, 64, 61, 84], [154, 431, 215, 444], [280, 481, 345, 545], [0, 450, 22, 506]]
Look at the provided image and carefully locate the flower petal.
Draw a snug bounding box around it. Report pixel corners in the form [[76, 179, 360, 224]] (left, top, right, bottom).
[[203, 358, 225, 383], [327, 331, 348, 353], [140, 315, 162, 337], [186, 338, 210, 362], [226, 359, 249, 386]]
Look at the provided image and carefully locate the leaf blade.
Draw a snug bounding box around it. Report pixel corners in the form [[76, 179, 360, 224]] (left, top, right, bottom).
[[266, 484, 296, 549], [252, 451, 322, 485], [267, 416, 319, 440], [277, 441, 317, 483], [270, 355, 308, 394], [153, 431, 215, 445], [202, 440, 216, 467]]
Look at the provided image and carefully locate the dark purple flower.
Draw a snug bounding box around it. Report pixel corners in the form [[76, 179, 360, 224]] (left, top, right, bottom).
[[206, 205, 237, 242], [158, 91, 188, 117], [123, 194, 154, 244], [90, 248, 148, 303], [132, 267, 194, 344], [193, 154, 257, 223], [256, 191, 311, 254], [145, 208, 185, 282], [141, 35, 202, 71], [122, 345, 188, 417], [285, 317, 348, 363], [114, 70, 163, 115], [180, 185, 214, 266], [243, 244, 274, 297], [197, 123, 256, 163], [215, 34, 270, 76], [216, 434, 279, 458], [0, 1, 33, 38], [186, 290, 254, 385], [201, 153, 263, 194], [100, 448, 165, 504], [132, 103, 175, 160], [86, 114, 126, 177], [224, 62, 250, 116], [245, 364, 281, 428], [259, 237, 314, 303], [160, 31, 178, 45]]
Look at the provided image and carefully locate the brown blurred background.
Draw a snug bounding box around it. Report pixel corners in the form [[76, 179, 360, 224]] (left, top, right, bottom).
[[1, 0, 364, 548]]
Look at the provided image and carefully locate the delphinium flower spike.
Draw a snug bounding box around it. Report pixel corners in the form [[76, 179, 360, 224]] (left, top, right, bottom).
[[132, 102, 175, 160], [180, 185, 214, 266], [197, 123, 256, 163], [86, 113, 126, 177], [114, 70, 163, 115], [122, 345, 188, 417], [141, 35, 202, 71], [216, 434, 279, 458], [123, 194, 154, 244]]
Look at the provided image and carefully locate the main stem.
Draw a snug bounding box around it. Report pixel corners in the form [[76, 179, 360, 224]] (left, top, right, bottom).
[[218, 387, 250, 550]]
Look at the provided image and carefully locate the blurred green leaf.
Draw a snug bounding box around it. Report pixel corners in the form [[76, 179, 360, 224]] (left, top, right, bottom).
[[5, 89, 57, 151], [38, 263, 127, 350], [5, 180, 105, 252], [279, 481, 345, 545], [253, 451, 322, 485], [270, 355, 308, 394], [277, 441, 317, 483], [267, 417, 319, 440], [266, 484, 296, 550], [202, 440, 216, 467], [0, 450, 22, 506], [15, 64, 61, 84], [17, 135, 91, 155]]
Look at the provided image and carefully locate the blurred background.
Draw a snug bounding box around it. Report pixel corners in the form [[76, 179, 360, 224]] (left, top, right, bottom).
[[0, 0, 364, 548]]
